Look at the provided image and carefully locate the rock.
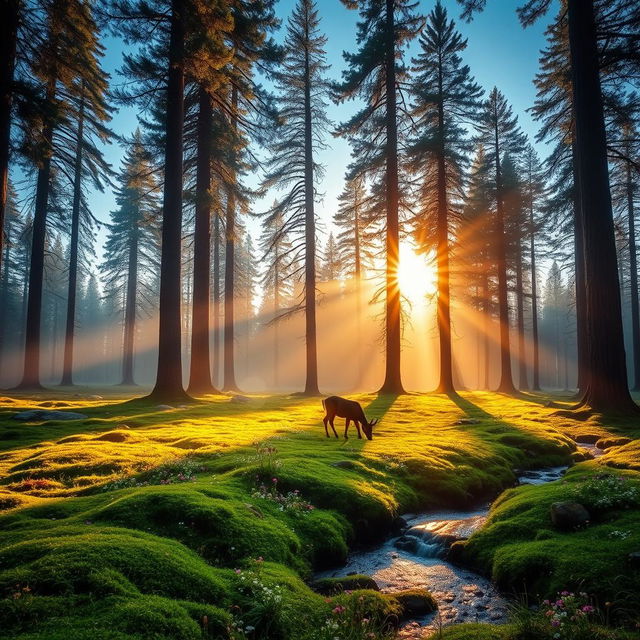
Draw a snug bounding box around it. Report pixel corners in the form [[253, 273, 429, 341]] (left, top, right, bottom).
[[94, 431, 130, 443], [394, 536, 418, 553], [88, 395, 103, 400], [391, 552, 399, 559], [574, 433, 601, 444], [313, 575, 380, 595], [456, 418, 480, 425], [394, 589, 438, 617], [331, 460, 356, 470], [473, 589, 484, 597], [12, 410, 88, 422], [596, 436, 632, 450], [391, 516, 408, 533], [550, 501, 590, 530], [628, 551, 640, 569], [229, 395, 251, 404], [155, 405, 174, 411]]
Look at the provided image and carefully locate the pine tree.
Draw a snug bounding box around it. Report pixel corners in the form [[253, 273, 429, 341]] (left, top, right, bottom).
[[258, 209, 293, 388], [18, 0, 102, 389], [60, 2, 113, 386], [334, 0, 422, 395], [459, 145, 494, 389], [475, 88, 526, 393], [407, 1, 482, 393], [521, 143, 546, 391], [502, 153, 529, 390], [101, 132, 159, 386], [111, 0, 234, 401], [321, 233, 341, 282], [261, 0, 329, 395], [458, 0, 640, 412]]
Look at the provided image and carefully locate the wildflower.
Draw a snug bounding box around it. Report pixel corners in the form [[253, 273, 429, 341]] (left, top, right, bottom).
[[332, 605, 346, 615]]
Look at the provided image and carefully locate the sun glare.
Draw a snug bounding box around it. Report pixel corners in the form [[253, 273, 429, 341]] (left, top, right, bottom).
[[398, 243, 437, 302]]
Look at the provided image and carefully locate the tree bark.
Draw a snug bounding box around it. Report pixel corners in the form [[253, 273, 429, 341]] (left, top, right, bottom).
[[188, 87, 218, 394], [223, 87, 239, 392], [148, 0, 189, 402], [303, 23, 319, 396], [493, 131, 516, 393], [212, 210, 221, 387], [0, 0, 19, 280], [60, 92, 85, 386], [529, 194, 540, 390], [379, 0, 404, 394], [18, 80, 56, 390], [626, 159, 640, 391], [434, 58, 454, 394], [120, 214, 138, 386], [567, 0, 636, 412], [515, 235, 528, 390]]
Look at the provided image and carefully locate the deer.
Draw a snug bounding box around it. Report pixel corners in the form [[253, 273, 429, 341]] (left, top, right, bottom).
[[321, 396, 378, 440]]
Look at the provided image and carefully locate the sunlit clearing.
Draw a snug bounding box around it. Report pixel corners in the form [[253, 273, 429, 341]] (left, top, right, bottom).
[[398, 243, 437, 302]]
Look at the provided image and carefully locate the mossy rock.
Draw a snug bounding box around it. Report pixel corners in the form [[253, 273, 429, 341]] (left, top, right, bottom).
[[313, 574, 379, 594], [596, 436, 632, 450], [390, 588, 437, 617]]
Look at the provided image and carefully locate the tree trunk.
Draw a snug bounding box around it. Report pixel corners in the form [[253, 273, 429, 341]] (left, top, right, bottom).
[[188, 87, 217, 394], [379, 0, 404, 394], [148, 0, 189, 402], [0, 232, 11, 361], [493, 131, 516, 393], [482, 271, 490, 389], [515, 236, 528, 390], [303, 30, 319, 396], [626, 159, 640, 391], [60, 92, 85, 386], [18, 80, 56, 390], [571, 141, 588, 396], [354, 193, 363, 387], [223, 87, 239, 392], [529, 197, 540, 390], [212, 210, 221, 387], [567, 0, 636, 412], [0, 0, 19, 279], [120, 209, 139, 386], [434, 63, 454, 394]]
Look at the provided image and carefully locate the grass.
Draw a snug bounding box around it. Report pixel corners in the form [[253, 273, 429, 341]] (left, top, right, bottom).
[[0, 390, 638, 639]]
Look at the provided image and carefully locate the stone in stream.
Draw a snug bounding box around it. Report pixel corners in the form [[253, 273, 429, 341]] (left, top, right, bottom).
[[550, 501, 590, 530], [12, 410, 88, 422]]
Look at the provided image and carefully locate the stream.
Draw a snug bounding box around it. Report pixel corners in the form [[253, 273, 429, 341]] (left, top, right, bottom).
[[315, 444, 604, 638]]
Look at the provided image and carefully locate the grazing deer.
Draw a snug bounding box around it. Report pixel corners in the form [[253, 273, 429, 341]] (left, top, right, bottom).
[[321, 396, 378, 440]]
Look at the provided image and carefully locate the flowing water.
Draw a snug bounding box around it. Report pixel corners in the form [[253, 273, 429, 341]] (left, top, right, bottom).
[[315, 444, 604, 638]]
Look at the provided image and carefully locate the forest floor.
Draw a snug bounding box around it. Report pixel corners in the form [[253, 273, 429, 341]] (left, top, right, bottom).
[[0, 390, 639, 640]]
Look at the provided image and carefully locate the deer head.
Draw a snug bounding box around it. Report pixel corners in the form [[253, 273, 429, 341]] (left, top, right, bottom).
[[362, 418, 378, 441]]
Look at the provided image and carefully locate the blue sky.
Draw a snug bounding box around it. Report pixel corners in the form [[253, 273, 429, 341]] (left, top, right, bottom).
[[91, 0, 556, 262]]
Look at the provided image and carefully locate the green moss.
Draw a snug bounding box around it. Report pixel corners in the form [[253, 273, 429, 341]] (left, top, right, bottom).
[[389, 588, 437, 617], [0, 391, 637, 638], [438, 623, 513, 639], [313, 575, 380, 594]]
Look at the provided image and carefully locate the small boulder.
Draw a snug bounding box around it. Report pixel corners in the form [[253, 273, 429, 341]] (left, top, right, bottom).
[[394, 535, 418, 553], [88, 395, 103, 400], [12, 410, 88, 422], [331, 460, 356, 470], [393, 589, 437, 617], [229, 395, 251, 404], [94, 431, 131, 443], [313, 574, 379, 595], [574, 433, 601, 444], [155, 405, 175, 411], [550, 501, 590, 530], [595, 436, 632, 450]]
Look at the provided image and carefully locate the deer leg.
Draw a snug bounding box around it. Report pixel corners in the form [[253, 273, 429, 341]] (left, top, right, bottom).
[[323, 415, 330, 437], [344, 418, 350, 439], [329, 417, 338, 438], [355, 421, 363, 439]]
